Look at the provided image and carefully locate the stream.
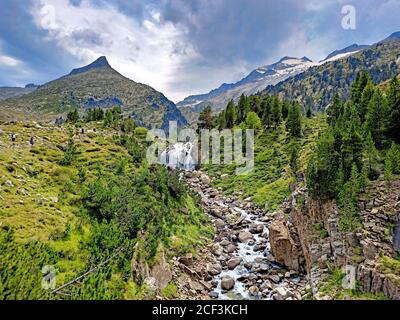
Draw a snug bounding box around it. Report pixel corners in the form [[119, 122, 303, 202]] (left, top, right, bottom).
[[162, 144, 307, 300]]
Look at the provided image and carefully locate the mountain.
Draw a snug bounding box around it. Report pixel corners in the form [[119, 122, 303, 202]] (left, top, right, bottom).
[[178, 56, 315, 116], [0, 84, 38, 101], [381, 31, 400, 43], [69, 56, 111, 76], [0, 57, 186, 129], [322, 43, 369, 61], [265, 36, 400, 111]]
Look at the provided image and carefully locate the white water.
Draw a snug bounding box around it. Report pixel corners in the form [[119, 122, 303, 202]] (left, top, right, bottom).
[[160, 142, 196, 170], [212, 203, 276, 300]]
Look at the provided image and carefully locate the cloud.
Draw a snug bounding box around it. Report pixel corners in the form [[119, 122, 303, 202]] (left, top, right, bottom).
[[30, 0, 198, 101], [0, 0, 399, 100], [0, 55, 22, 67]]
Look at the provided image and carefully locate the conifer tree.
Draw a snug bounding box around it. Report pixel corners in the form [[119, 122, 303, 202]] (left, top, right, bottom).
[[387, 76, 400, 141], [286, 102, 302, 137], [271, 96, 282, 127], [341, 103, 364, 179], [364, 88, 388, 146], [261, 96, 272, 128], [225, 100, 236, 128]]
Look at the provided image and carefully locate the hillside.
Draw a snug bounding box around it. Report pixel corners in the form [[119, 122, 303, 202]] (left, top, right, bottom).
[[0, 57, 187, 129], [265, 37, 400, 111], [0, 121, 212, 299], [0, 85, 38, 101]]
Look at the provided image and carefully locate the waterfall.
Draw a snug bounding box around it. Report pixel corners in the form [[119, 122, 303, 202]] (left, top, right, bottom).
[[160, 142, 196, 170]]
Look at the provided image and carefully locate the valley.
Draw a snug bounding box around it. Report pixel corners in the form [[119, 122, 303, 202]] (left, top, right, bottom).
[[1, 30, 400, 301]]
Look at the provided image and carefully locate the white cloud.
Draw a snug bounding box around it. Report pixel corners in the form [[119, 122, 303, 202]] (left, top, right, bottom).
[[0, 54, 22, 67], [30, 0, 198, 102]]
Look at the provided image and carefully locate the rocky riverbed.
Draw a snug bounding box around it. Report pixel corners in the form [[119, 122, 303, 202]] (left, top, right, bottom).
[[175, 170, 309, 300]]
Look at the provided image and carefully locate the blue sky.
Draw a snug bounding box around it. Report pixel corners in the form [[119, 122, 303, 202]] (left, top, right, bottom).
[[0, 0, 399, 102]]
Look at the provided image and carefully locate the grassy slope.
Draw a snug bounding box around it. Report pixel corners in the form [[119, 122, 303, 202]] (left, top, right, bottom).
[[203, 115, 327, 212], [0, 121, 213, 299]]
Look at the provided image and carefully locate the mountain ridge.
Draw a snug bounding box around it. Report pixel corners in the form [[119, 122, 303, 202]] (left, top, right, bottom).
[[0, 57, 187, 129]]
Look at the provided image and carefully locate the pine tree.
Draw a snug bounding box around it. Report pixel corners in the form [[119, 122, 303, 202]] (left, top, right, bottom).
[[286, 102, 302, 137], [359, 80, 375, 123], [198, 106, 214, 129], [225, 100, 236, 128], [261, 96, 272, 128], [281, 100, 289, 119], [307, 128, 340, 198], [237, 94, 247, 124], [271, 96, 282, 127], [387, 76, 400, 141], [289, 144, 299, 174], [341, 103, 364, 180], [364, 132, 379, 179], [327, 93, 343, 127], [67, 108, 79, 123], [351, 71, 371, 106], [245, 111, 262, 132], [364, 88, 388, 146]]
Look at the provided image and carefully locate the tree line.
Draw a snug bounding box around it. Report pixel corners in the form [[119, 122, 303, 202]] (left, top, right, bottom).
[[198, 93, 306, 138], [307, 73, 400, 231]]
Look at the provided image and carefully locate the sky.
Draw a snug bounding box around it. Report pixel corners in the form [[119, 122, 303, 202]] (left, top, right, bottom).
[[0, 0, 399, 102]]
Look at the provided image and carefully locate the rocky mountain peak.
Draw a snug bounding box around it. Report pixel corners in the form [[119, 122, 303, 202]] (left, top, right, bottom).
[[69, 56, 112, 76]]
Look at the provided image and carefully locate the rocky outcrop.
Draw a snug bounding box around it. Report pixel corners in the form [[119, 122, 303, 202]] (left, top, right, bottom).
[[269, 179, 400, 300], [269, 218, 305, 272]]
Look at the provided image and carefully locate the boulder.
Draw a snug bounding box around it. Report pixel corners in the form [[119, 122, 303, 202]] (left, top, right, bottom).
[[268, 219, 303, 271], [250, 224, 264, 234], [221, 276, 235, 290], [207, 264, 222, 276], [227, 257, 242, 270], [275, 287, 289, 300], [238, 231, 254, 243], [226, 244, 237, 253]]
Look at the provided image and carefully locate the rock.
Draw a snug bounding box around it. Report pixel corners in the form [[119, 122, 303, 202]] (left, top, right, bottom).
[[179, 253, 193, 266], [211, 208, 224, 219], [208, 291, 219, 299], [5, 180, 13, 187], [260, 280, 273, 291], [179, 207, 189, 215], [221, 276, 235, 290], [238, 231, 254, 243], [269, 275, 281, 283], [227, 257, 242, 270], [226, 244, 236, 253], [215, 219, 225, 229], [244, 262, 253, 270], [250, 224, 264, 234], [248, 285, 259, 296], [207, 264, 222, 276], [275, 287, 289, 300], [189, 281, 204, 292], [220, 239, 231, 246], [200, 175, 211, 185], [269, 219, 303, 271]]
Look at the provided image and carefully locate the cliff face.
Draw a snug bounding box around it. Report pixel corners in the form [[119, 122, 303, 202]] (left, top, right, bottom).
[[269, 180, 400, 299]]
